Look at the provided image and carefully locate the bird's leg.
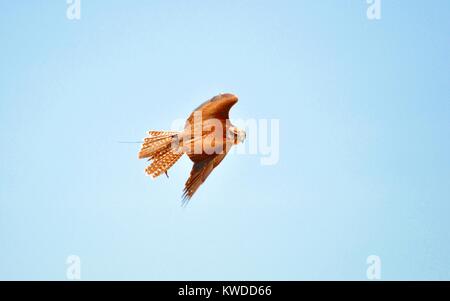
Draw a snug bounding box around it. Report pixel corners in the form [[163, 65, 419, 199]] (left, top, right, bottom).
[[165, 171, 169, 178]]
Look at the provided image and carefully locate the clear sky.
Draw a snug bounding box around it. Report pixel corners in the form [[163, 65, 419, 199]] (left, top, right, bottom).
[[0, 1, 449, 280]]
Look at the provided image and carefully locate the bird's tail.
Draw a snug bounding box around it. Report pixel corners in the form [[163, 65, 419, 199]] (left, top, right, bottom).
[[138, 131, 183, 178]]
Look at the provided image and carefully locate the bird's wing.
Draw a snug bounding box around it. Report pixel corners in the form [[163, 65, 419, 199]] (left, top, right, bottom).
[[182, 153, 227, 203], [185, 93, 238, 126]]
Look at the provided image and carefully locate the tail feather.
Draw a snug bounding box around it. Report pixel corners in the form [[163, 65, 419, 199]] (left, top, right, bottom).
[[145, 148, 183, 178], [138, 131, 178, 159], [147, 130, 179, 137], [139, 130, 183, 178]]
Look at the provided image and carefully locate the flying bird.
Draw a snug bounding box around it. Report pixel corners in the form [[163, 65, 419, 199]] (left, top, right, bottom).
[[138, 93, 246, 203]]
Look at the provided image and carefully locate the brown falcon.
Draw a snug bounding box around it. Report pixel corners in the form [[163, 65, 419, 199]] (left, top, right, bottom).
[[138, 93, 246, 202]]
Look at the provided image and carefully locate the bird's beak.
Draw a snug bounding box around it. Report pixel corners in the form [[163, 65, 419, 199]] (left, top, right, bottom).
[[238, 130, 246, 143]]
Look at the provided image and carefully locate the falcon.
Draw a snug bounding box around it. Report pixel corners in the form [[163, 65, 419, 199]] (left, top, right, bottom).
[[138, 93, 246, 203]]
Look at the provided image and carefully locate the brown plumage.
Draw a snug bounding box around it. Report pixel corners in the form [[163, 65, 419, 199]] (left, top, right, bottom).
[[138, 93, 246, 203]]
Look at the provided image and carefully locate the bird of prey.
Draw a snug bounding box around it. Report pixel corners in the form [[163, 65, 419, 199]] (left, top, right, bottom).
[[138, 93, 246, 203]]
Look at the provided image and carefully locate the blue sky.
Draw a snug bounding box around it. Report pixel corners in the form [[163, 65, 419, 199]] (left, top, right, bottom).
[[0, 1, 449, 280]]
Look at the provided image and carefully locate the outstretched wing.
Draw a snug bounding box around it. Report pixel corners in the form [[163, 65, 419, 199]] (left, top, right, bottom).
[[182, 153, 227, 204], [185, 93, 238, 126]]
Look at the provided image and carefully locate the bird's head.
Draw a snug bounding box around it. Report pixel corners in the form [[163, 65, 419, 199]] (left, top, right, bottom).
[[229, 126, 246, 145]]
